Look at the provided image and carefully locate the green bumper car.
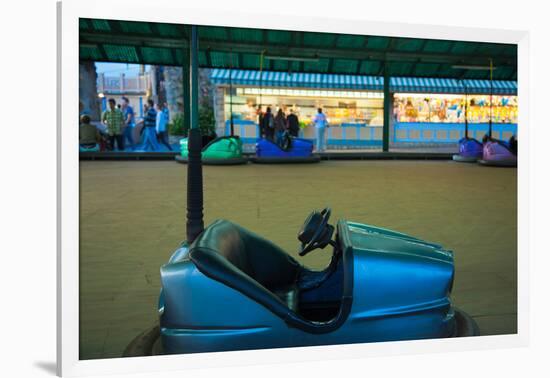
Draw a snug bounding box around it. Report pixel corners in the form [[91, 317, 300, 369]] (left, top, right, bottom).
[[175, 136, 248, 165]]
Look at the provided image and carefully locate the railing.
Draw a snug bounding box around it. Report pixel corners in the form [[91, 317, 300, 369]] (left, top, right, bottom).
[[393, 122, 518, 144], [221, 119, 518, 148], [97, 73, 150, 94]]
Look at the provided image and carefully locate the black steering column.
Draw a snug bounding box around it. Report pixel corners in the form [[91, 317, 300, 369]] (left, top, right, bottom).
[[298, 207, 338, 256]]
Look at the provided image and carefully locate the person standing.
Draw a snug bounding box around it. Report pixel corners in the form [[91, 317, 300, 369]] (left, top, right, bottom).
[[313, 107, 329, 152], [156, 103, 173, 151], [121, 97, 135, 150], [163, 102, 170, 124], [287, 109, 300, 137], [262, 107, 275, 141], [257, 106, 265, 138], [101, 98, 125, 151], [141, 99, 160, 152], [274, 108, 287, 146]]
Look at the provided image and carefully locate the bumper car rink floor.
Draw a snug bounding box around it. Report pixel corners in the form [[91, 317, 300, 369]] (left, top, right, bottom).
[[79, 160, 517, 360]]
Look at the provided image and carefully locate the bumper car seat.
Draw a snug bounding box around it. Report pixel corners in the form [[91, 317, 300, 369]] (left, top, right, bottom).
[[189, 220, 302, 312]]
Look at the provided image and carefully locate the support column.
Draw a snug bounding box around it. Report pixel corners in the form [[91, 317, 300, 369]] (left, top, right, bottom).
[[150, 68, 157, 100], [383, 64, 390, 152], [98, 73, 105, 93], [120, 73, 125, 92], [182, 50, 191, 133], [186, 25, 204, 243]]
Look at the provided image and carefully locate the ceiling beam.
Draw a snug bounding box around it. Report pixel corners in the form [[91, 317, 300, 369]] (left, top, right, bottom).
[[80, 31, 516, 67], [409, 59, 419, 76], [409, 40, 428, 76], [356, 60, 363, 75], [457, 67, 470, 80], [134, 46, 144, 63], [96, 43, 108, 61], [206, 48, 212, 67], [418, 39, 429, 52], [327, 58, 334, 74]]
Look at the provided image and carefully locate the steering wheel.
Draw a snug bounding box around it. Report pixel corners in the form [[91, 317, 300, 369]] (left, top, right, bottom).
[[297, 207, 335, 256]]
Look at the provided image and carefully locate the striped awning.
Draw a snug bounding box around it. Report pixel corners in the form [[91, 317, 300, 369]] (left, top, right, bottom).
[[210, 69, 384, 90], [210, 69, 517, 95], [390, 77, 517, 95]]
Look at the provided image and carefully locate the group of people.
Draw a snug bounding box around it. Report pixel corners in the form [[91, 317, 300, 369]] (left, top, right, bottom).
[[79, 97, 173, 152], [81, 100, 331, 152], [140, 99, 173, 152], [258, 107, 329, 151], [258, 107, 300, 145]]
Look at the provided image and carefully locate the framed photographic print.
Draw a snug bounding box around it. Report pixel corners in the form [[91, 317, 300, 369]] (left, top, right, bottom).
[[58, 0, 528, 375]]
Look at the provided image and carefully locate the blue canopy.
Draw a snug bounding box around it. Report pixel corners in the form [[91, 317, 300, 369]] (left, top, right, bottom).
[[390, 77, 517, 95], [210, 69, 517, 95], [210, 69, 383, 90]]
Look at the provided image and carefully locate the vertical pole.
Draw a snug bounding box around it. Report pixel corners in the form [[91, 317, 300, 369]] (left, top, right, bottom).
[[259, 51, 264, 108], [183, 50, 191, 133], [462, 81, 469, 138], [382, 63, 390, 152], [120, 73, 125, 93], [99, 73, 105, 93], [488, 58, 493, 138], [258, 51, 264, 139], [151, 67, 158, 100], [229, 63, 234, 136], [186, 25, 204, 243]]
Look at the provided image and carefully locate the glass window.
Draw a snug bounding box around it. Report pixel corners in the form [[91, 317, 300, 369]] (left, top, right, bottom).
[[223, 87, 384, 126], [393, 93, 518, 124]]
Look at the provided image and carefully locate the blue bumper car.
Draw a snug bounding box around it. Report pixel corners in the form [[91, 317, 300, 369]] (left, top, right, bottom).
[[452, 137, 483, 163], [250, 133, 320, 164], [478, 135, 517, 167], [124, 208, 478, 356]]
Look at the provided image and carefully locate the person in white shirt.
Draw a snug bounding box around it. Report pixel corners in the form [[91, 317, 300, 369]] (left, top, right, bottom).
[[313, 108, 329, 152], [155, 103, 173, 151]]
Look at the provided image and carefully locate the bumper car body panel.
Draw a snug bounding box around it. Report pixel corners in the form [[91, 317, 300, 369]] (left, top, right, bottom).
[[177, 136, 248, 165], [479, 138, 517, 167], [453, 137, 483, 162], [158, 219, 457, 354], [253, 138, 320, 163]]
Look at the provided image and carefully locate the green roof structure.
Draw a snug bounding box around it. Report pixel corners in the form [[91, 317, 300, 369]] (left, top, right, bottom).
[[79, 18, 517, 80]]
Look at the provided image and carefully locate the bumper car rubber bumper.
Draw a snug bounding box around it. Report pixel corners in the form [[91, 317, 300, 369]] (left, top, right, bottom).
[[175, 154, 248, 165], [123, 307, 480, 357], [452, 155, 479, 163], [249, 155, 321, 164]]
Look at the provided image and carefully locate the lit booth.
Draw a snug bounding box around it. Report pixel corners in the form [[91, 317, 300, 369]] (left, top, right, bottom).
[[390, 77, 517, 149], [210, 69, 517, 152], [210, 69, 385, 150]]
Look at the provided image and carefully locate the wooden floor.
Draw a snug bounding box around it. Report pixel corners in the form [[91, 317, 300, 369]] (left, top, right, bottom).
[[79, 160, 517, 359]]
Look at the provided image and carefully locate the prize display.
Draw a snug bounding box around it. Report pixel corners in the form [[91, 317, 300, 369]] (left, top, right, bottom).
[[393, 94, 518, 124], [225, 88, 384, 127]]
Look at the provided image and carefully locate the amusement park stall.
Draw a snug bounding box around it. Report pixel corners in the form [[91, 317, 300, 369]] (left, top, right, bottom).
[[210, 69, 518, 150], [210, 69, 385, 148], [391, 77, 517, 147]]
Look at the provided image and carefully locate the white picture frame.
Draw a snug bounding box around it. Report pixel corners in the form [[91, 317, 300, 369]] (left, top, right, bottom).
[[58, 0, 529, 376]]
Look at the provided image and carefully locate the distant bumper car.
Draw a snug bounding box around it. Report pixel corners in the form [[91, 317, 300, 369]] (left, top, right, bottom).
[[478, 135, 517, 167], [175, 136, 248, 165], [124, 208, 479, 356], [452, 137, 483, 162], [250, 133, 320, 164], [79, 143, 100, 152]]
